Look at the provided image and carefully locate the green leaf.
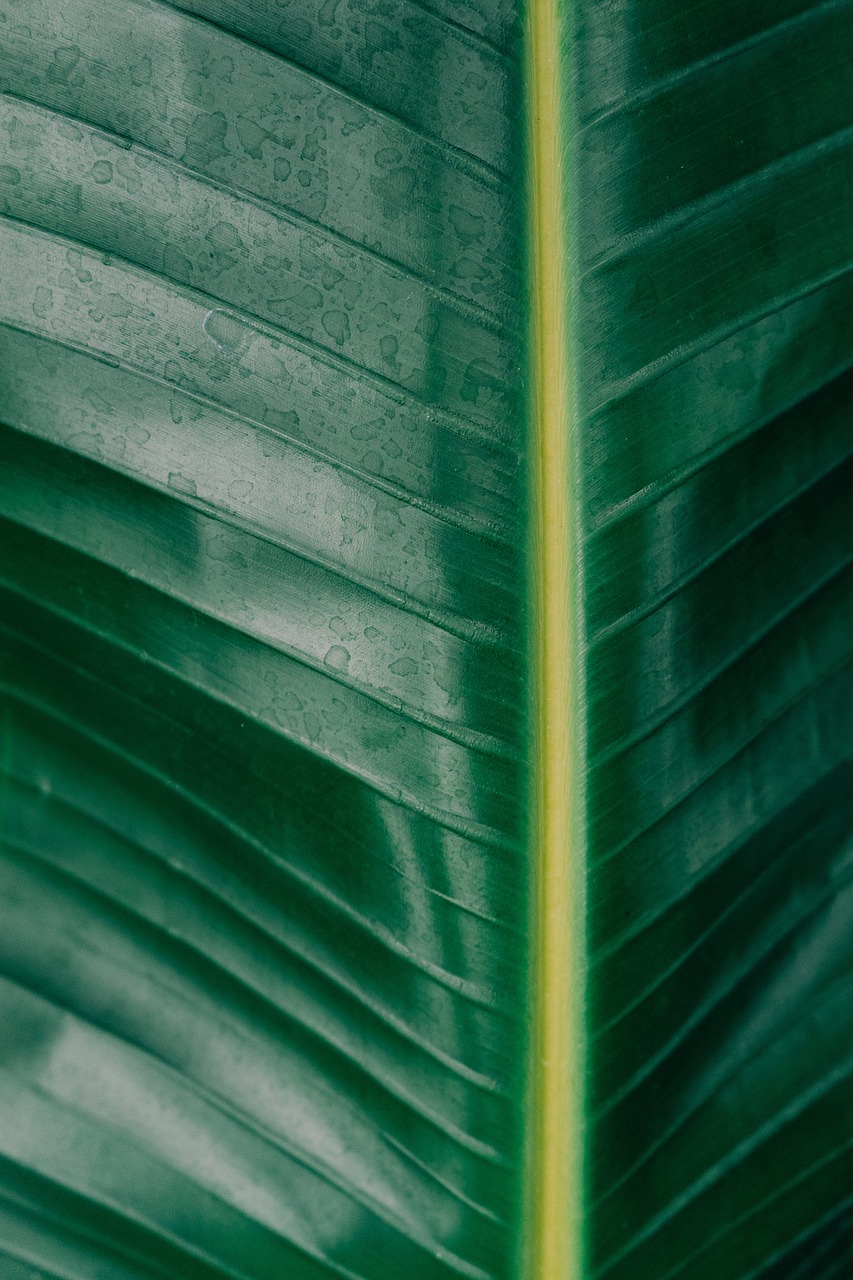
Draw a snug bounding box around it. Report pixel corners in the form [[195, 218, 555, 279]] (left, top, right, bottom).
[[1, 1, 852, 1278]]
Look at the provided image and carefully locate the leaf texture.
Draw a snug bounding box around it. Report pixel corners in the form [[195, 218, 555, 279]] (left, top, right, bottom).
[[0, 0, 852, 1278]]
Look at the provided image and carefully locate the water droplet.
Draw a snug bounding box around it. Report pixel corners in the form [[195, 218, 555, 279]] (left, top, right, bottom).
[[389, 656, 418, 678], [324, 645, 350, 672], [168, 471, 197, 497], [203, 308, 253, 357]]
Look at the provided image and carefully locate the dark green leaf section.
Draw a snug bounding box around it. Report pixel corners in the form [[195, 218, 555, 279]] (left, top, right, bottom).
[[1, 0, 853, 1278], [0, 2, 527, 1278], [575, 0, 853, 1274]]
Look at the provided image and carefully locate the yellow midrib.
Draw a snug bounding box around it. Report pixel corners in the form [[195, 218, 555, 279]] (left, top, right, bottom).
[[526, 0, 585, 1277]]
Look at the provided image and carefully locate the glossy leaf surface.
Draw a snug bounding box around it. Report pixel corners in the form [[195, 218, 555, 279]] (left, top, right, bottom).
[[1, 1, 852, 1277]]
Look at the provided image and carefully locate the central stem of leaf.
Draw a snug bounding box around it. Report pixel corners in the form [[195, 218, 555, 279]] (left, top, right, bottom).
[[525, 0, 585, 1276]]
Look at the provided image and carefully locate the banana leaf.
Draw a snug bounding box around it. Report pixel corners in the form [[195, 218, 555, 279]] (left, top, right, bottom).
[[1, 0, 852, 1277]]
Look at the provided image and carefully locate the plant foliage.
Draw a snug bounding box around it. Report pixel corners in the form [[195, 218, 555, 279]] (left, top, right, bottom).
[[1, 0, 852, 1277]]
